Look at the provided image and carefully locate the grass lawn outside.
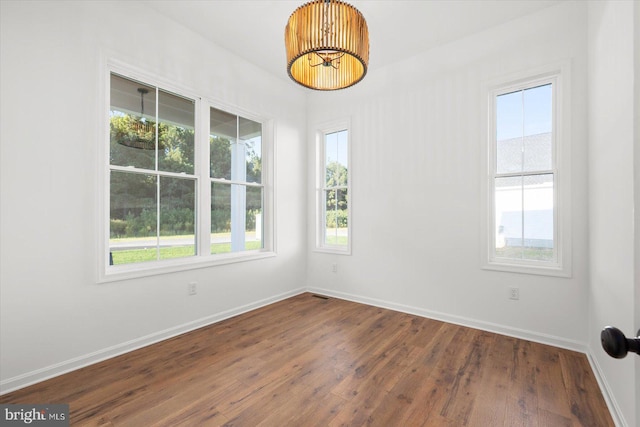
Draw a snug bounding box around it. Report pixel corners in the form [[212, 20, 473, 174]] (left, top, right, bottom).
[[325, 228, 348, 246], [110, 233, 262, 265], [494, 246, 554, 261], [324, 235, 348, 246]]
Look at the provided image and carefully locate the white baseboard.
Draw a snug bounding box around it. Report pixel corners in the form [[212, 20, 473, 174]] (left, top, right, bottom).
[[0, 288, 306, 395], [585, 350, 627, 427], [308, 286, 587, 352]]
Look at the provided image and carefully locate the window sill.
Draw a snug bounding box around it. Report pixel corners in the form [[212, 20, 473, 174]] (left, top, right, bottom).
[[99, 250, 276, 283], [314, 247, 351, 256], [482, 259, 570, 278]]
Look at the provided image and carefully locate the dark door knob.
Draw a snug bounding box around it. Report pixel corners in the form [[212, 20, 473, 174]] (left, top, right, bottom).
[[601, 326, 640, 358]]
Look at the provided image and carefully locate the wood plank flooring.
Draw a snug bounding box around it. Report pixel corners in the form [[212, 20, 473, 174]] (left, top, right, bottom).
[[0, 293, 614, 426]]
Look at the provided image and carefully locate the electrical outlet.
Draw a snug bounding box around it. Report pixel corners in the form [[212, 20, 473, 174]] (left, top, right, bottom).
[[509, 287, 519, 300], [331, 263, 337, 273], [188, 282, 197, 296]]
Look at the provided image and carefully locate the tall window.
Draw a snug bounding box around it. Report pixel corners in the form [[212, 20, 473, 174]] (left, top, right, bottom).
[[487, 71, 568, 275], [317, 124, 350, 253], [209, 107, 263, 254], [109, 73, 197, 265], [105, 69, 272, 280]]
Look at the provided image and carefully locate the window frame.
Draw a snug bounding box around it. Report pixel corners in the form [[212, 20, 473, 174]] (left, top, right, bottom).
[[315, 119, 352, 255], [99, 61, 275, 283], [206, 102, 272, 258], [482, 64, 571, 277]]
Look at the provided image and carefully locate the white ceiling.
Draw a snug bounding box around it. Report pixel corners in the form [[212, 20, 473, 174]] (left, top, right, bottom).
[[145, 0, 562, 82]]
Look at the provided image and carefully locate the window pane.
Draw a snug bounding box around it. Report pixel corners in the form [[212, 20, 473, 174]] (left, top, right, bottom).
[[210, 107, 235, 180], [497, 85, 552, 175], [159, 177, 196, 260], [495, 174, 554, 261], [496, 90, 523, 174], [494, 176, 522, 258], [240, 117, 262, 184], [158, 90, 195, 174], [523, 84, 552, 172], [496, 137, 522, 175], [230, 184, 246, 252], [325, 130, 348, 186], [109, 171, 158, 265], [325, 188, 348, 246], [110, 74, 156, 170], [211, 182, 261, 253], [246, 186, 263, 250], [325, 132, 337, 186], [523, 84, 552, 136], [523, 132, 552, 172], [211, 182, 231, 254], [496, 90, 523, 141], [523, 174, 554, 261], [336, 130, 348, 175]]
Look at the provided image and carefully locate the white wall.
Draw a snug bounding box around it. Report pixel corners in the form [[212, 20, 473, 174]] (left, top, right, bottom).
[[635, 5, 640, 426], [0, 1, 307, 392], [307, 2, 589, 348], [587, 1, 638, 426]]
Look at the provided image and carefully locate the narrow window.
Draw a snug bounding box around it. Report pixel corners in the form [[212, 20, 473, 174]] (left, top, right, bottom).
[[494, 83, 554, 262], [317, 125, 350, 253], [486, 71, 569, 276]]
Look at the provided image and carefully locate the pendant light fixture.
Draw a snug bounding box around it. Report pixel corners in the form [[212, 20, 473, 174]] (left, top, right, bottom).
[[116, 87, 157, 150], [285, 0, 369, 90]]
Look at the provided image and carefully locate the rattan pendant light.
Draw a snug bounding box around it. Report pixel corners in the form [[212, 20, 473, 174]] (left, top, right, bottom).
[[285, 0, 369, 90]]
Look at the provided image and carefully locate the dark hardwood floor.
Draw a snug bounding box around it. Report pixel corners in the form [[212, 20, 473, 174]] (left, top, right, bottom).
[[0, 293, 614, 426]]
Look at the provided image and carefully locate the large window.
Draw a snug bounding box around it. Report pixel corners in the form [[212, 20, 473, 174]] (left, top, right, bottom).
[[209, 107, 263, 254], [104, 69, 272, 280], [316, 123, 350, 253], [109, 74, 197, 265], [485, 69, 570, 276]]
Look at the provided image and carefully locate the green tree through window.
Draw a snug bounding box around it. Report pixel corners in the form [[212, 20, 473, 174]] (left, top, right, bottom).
[[320, 128, 349, 250]]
